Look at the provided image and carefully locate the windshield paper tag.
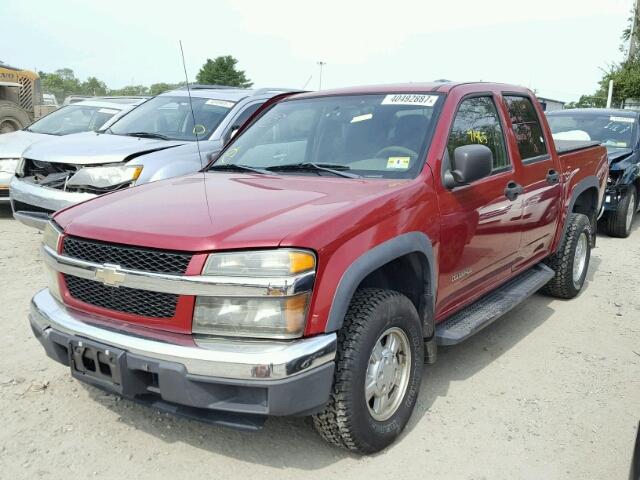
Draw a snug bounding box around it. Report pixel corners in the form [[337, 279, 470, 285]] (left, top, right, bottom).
[[382, 94, 438, 107], [387, 157, 410, 169], [98, 108, 119, 114], [610, 116, 634, 123], [206, 99, 235, 108]]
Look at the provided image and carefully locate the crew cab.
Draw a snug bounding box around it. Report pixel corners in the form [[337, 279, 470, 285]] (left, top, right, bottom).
[[547, 108, 640, 237], [10, 85, 294, 229], [0, 98, 143, 204], [30, 83, 607, 454]]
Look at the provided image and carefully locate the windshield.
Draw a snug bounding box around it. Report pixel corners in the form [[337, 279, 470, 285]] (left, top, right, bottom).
[[27, 105, 121, 135], [212, 93, 441, 179], [548, 113, 636, 149], [109, 95, 235, 141]]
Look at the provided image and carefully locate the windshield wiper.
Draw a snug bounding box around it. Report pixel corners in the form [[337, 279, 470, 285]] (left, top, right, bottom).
[[123, 131, 170, 140], [266, 162, 361, 178], [208, 163, 272, 175]]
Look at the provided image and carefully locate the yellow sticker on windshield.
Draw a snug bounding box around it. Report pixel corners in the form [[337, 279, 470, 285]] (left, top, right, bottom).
[[387, 157, 410, 169]]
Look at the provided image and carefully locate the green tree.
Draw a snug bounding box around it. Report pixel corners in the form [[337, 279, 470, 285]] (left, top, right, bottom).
[[81, 77, 108, 96], [108, 85, 149, 96], [39, 68, 82, 103], [195, 56, 252, 87], [149, 82, 184, 95]]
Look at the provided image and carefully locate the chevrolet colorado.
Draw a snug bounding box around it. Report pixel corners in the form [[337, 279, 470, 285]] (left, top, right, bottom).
[[30, 82, 608, 454]]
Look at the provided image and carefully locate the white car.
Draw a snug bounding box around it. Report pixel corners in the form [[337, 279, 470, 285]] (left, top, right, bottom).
[[0, 99, 145, 203]]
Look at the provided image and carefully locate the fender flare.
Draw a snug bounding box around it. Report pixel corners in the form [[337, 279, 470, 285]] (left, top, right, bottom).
[[324, 232, 436, 335], [560, 175, 600, 244]]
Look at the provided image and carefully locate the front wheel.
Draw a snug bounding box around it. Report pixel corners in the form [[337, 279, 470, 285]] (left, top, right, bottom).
[[605, 188, 637, 238], [542, 212, 592, 299], [312, 288, 424, 454]]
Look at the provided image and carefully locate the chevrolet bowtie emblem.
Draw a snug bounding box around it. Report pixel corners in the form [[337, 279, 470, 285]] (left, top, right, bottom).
[[95, 264, 126, 287]]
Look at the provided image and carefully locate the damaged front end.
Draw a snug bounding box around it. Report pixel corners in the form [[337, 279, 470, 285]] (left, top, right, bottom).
[[603, 149, 639, 212], [10, 158, 143, 229]]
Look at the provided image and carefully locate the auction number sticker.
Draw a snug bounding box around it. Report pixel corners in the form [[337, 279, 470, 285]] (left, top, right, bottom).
[[206, 99, 235, 108], [610, 116, 635, 123], [382, 94, 438, 107]]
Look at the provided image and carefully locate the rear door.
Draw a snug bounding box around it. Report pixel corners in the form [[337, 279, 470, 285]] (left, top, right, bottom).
[[436, 93, 524, 314], [501, 94, 563, 266]]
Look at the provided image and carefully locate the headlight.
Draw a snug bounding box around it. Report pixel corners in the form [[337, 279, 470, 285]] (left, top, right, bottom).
[[42, 220, 62, 252], [194, 249, 316, 338], [66, 164, 143, 189], [203, 249, 315, 277], [0, 158, 20, 174], [42, 221, 63, 302], [193, 293, 310, 338]]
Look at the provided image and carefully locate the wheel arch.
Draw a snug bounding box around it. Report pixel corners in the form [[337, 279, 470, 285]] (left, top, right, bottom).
[[562, 176, 600, 248], [324, 232, 436, 338]]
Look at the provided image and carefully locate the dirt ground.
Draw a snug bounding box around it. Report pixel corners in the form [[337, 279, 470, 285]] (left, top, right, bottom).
[[0, 203, 638, 480]]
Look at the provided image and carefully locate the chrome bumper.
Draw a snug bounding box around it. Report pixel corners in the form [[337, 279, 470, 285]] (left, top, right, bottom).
[[30, 289, 337, 380], [10, 176, 96, 227]]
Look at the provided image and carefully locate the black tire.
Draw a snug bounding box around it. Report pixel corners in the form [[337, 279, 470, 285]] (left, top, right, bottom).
[[312, 288, 424, 454], [542, 213, 591, 299], [605, 188, 637, 238], [0, 101, 31, 134]]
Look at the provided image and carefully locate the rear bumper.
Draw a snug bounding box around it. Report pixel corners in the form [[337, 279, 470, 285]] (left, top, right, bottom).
[[30, 289, 336, 426], [10, 176, 96, 229]]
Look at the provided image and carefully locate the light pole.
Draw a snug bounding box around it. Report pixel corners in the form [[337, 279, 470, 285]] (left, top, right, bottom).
[[317, 61, 326, 90]]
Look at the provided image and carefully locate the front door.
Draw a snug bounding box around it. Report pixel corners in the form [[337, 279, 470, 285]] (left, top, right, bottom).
[[436, 94, 524, 316]]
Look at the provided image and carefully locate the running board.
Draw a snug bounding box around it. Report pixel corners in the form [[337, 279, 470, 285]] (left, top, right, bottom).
[[435, 263, 555, 346]]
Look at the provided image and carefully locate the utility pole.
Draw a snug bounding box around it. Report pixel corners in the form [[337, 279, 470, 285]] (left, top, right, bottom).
[[317, 61, 326, 90], [607, 80, 614, 108], [629, 0, 640, 60]]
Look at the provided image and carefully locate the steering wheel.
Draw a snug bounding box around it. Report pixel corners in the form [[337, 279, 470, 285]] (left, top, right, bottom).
[[374, 146, 418, 159]]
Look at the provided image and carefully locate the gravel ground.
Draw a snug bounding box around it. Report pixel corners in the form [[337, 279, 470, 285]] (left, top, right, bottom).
[[0, 203, 638, 480]]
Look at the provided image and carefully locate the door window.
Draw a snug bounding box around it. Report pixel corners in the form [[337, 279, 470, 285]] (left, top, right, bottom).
[[503, 95, 548, 161], [447, 96, 510, 172]]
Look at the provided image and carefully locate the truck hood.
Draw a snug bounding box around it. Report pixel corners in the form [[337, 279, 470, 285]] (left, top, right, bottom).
[[55, 172, 409, 252], [0, 130, 52, 158], [22, 131, 187, 165]]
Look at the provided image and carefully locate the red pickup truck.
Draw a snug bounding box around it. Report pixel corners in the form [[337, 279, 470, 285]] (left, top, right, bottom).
[[31, 82, 608, 454]]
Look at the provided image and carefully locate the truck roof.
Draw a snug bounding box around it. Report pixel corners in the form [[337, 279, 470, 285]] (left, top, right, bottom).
[[290, 81, 533, 100]]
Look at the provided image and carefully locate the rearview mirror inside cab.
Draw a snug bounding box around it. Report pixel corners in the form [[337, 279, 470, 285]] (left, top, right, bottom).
[[443, 144, 493, 188]]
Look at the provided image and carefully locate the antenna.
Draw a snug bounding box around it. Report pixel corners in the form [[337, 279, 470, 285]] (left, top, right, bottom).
[[179, 40, 204, 169]]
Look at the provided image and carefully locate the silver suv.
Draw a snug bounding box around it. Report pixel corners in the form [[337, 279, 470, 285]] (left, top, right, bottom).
[[10, 86, 296, 229]]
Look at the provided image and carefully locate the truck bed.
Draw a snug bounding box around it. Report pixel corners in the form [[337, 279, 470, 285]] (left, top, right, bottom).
[[555, 139, 601, 155]]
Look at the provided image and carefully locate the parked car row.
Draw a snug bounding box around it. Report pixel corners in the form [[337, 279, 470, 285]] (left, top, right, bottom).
[[2, 81, 635, 454]]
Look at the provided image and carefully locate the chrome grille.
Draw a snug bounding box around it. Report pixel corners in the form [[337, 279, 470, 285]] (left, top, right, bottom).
[[62, 236, 192, 275], [64, 275, 178, 319]]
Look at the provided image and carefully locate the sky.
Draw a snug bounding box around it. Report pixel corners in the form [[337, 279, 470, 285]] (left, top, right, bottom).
[[2, 0, 634, 102]]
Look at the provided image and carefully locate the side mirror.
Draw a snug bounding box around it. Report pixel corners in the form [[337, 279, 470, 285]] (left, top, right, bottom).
[[444, 144, 493, 188]]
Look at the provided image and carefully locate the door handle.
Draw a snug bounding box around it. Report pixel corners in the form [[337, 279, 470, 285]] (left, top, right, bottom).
[[546, 169, 560, 185], [504, 181, 524, 201]]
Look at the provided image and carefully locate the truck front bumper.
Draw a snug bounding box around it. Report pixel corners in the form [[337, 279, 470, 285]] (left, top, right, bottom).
[[10, 176, 96, 229], [30, 289, 336, 429]]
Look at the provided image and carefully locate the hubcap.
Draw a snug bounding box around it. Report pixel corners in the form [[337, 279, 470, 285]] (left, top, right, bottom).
[[572, 232, 588, 286], [365, 327, 412, 421], [626, 193, 636, 232]]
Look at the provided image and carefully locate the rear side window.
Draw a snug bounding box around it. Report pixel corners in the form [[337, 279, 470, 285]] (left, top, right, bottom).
[[503, 96, 548, 161], [447, 96, 510, 171]]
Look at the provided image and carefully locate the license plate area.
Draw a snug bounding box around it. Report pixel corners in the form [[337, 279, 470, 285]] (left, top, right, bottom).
[[69, 339, 125, 393]]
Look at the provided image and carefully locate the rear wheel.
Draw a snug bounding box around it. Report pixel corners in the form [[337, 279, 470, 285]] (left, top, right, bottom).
[[312, 288, 424, 454], [542, 213, 591, 299], [0, 101, 31, 134], [605, 188, 637, 238]]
